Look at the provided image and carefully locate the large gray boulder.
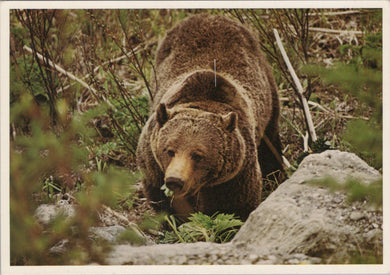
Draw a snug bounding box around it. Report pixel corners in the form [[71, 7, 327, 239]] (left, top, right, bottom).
[[106, 150, 382, 265]]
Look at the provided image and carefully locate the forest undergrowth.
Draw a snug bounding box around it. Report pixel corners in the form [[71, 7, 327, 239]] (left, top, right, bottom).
[[9, 9, 382, 264]]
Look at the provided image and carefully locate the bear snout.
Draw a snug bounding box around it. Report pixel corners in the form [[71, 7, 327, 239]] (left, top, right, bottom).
[[165, 176, 184, 191]]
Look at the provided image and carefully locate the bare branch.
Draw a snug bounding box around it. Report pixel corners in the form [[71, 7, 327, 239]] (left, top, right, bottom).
[[23, 45, 118, 112], [273, 29, 317, 142]]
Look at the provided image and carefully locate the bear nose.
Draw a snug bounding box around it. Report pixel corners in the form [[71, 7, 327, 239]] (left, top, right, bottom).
[[165, 177, 184, 191]]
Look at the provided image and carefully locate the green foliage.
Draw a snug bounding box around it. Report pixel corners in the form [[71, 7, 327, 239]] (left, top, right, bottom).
[[302, 19, 382, 169], [117, 227, 146, 246], [309, 177, 382, 208], [343, 120, 382, 169], [346, 251, 382, 264], [311, 137, 332, 153], [296, 151, 310, 165], [161, 213, 244, 244], [42, 176, 62, 199], [10, 81, 140, 265], [116, 171, 143, 211]]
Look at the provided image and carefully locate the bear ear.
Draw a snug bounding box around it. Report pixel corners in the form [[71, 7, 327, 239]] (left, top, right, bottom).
[[156, 103, 170, 126], [222, 112, 237, 132]]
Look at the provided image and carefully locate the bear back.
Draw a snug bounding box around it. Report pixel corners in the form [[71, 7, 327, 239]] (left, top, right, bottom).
[[151, 14, 278, 141]]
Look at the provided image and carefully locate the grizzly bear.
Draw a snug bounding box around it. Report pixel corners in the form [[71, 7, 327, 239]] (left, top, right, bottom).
[[136, 14, 283, 221]]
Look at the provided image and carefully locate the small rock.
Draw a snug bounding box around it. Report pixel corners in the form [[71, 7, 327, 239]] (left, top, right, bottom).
[[248, 254, 259, 263], [234, 241, 246, 249], [240, 259, 252, 265], [35, 204, 75, 225], [350, 211, 365, 221], [332, 197, 343, 204], [364, 229, 382, 242], [89, 225, 126, 243], [287, 258, 301, 264], [175, 255, 187, 265], [267, 255, 277, 263], [310, 257, 322, 264], [57, 199, 70, 205], [49, 239, 69, 254], [209, 254, 218, 262]]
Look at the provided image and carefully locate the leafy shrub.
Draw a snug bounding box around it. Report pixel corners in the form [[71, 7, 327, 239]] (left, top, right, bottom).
[[309, 177, 382, 208], [162, 213, 244, 244], [10, 91, 140, 264]]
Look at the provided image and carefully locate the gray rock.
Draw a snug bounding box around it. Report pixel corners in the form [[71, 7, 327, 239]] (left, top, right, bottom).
[[233, 150, 381, 260], [49, 239, 70, 255], [364, 229, 382, 246], [103, 150, 383, 265], [34, 204, 75, 225], [350, 211, 365, 221], [89, 225, 126, 242], [248, 253, 259, 263]]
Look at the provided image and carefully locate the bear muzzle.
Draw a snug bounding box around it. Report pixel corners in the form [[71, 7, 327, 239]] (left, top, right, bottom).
[[164, 154, 194, 195], [165, 176, 184, 191]]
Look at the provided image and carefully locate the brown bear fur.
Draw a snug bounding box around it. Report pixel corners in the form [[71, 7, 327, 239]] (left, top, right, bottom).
[[136, 14, 283, 221]]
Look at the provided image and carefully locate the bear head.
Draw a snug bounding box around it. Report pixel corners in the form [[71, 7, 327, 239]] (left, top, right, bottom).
[[151, 103, 246, 198]]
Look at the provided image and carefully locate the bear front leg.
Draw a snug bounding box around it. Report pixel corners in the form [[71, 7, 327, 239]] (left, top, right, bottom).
[[258, 120, 284, 183]]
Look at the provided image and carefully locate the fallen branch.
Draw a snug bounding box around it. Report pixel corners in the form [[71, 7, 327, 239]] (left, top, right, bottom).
[[286, 24, 362, 40], [308, 10, 362, 16], [341, 114, 369, 121], [23, 45, 118, 112], [273, 29, 317, 142], [307, 100, 332, 113], [101, 204, 135, 227], [279, 96, 330, 113], [308, 27, 363, 36]]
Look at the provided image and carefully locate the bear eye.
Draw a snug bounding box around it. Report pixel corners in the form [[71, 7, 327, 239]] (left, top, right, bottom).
[[167, 150, 175, 157], [191, 152, 203, 162]]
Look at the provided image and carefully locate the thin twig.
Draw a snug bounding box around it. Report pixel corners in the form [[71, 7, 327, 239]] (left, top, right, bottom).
[[303, 131, 309, 152], [282, 144, 289, 154], [273, 29, 317, 142], [280, 113, 305, 139], [282, 156, 291, 169], [23, 45, 117, 112]]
